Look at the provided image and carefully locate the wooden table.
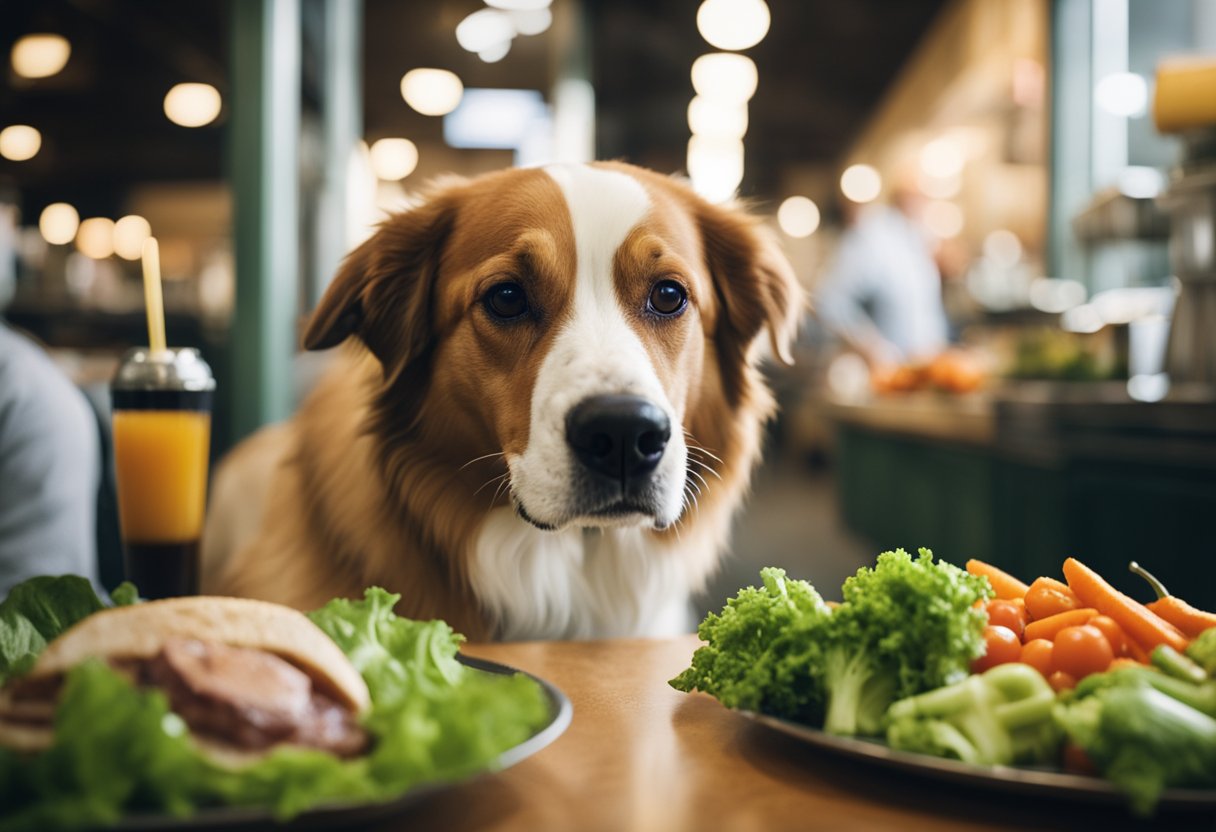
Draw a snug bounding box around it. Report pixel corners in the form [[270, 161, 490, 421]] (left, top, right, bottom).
[[378, 636, 1200, 832]]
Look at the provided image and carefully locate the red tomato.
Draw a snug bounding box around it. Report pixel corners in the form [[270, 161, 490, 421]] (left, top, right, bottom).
[[986, 599, 1029, 640], [1019, 638, 1054, 677], [1053, 624, 1115, 679], [972, 625, 1022, 673]]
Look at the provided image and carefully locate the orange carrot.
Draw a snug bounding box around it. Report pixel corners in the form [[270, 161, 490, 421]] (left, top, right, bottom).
[[1024, 577, 1082, 621], [1124, 637, 1151, 664], [1107, 657, 1144, 672], [1129, 561, 1216, 638], [1146, 598, 1216, 639], [1024, 608, 1098, 642], [1062, 557, 1189, 654], [965, 559, 1030, 600]]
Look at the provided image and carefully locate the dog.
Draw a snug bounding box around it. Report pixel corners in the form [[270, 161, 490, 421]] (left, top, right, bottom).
[[202, 161, 803, 641]]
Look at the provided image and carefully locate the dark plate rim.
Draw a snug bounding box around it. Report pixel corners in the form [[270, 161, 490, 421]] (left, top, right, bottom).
[[112, 653, 572, 830], [743, 710, 1216, 809]]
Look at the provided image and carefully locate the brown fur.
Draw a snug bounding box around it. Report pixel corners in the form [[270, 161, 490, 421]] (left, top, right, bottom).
[[202, 163, 804, 638]]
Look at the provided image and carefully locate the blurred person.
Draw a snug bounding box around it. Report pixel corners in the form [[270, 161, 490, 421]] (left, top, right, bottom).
[[0, 322, 100, 596], [814, 183, 948, 366]]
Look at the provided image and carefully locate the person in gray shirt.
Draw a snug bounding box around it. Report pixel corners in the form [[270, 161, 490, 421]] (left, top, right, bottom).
[[0, 322, 100, 596]]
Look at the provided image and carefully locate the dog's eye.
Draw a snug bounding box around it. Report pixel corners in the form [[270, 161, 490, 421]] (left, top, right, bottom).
[[647, 279, 687, 317], [484, 282, 529, 320]]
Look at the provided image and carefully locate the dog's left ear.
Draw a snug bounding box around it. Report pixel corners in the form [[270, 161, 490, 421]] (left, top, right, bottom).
[[697, 201, 805, 366]]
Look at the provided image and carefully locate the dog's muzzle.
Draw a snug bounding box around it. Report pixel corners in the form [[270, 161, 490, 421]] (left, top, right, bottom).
[[565, 394, 670, 488]]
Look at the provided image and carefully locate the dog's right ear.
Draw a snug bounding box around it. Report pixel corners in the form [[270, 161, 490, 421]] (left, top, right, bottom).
[[303, 185, 462, 378]]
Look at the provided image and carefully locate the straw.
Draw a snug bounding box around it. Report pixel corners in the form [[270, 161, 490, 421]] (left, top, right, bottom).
[[141, 237, 167, 355]]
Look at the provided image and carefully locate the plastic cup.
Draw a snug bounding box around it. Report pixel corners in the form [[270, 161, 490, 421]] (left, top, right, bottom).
[[110, 347, 215, 599]]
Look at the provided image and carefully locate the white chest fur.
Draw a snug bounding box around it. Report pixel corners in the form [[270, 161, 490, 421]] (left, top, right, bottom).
[[470, 507, 694, 640]]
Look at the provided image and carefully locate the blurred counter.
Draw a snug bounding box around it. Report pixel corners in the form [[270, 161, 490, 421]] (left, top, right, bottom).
[[821, 383, 1216, 607]]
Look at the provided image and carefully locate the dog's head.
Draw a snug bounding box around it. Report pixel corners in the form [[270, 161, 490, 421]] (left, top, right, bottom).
[[304, 162, 802, 534]]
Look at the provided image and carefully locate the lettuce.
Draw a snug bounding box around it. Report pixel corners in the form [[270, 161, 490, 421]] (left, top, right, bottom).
[[0, 583, 550, 831], [0, 576, 109, 684]]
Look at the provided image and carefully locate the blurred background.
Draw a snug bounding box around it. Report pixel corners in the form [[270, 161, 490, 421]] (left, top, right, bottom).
[[2, 0, 1215, 610]]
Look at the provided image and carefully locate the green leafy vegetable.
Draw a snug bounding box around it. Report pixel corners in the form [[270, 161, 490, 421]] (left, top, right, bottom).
[[886, 663, 1060, 766], [670, 567, 830, 723], [0, 576, 109, 684], [671, 549, 992, 737], [0, 584, 551, 831]]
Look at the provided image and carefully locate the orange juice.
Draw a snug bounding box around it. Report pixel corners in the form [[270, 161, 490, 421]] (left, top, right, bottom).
[[110, 347, 215, 598], [113, 410, 211, 542]]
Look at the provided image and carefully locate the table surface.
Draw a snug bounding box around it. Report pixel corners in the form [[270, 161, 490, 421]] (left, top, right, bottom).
[[374, 635, 1204, 832]]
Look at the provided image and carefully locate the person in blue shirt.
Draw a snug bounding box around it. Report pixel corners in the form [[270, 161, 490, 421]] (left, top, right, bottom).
[[0, 322, 100, 596], [815, 185, 949, 367]]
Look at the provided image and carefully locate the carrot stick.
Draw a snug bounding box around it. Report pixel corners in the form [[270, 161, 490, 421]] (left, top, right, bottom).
[[1146, 598, 1216, 639], [1024, 608, 1098, 642], [1124, 637, 1151, 664], [1062, 558, 1189, 654], [965, 559, 1030, 600]]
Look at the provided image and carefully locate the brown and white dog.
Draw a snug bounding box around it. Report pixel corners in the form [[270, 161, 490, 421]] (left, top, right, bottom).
[[202, 161, 803, 641]]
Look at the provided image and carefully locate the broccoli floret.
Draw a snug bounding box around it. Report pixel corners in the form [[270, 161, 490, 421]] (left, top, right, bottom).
[[820, 548, 991, 736], [1057, 681, 1216, 816], [1187, 627, 1216, 677], [670, 567, 830, 723], [886, 663, 1060, 766]]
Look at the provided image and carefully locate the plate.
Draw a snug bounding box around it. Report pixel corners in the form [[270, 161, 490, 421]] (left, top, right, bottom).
[[744, 711, 1216, 810], [113, 654, 572, 830]]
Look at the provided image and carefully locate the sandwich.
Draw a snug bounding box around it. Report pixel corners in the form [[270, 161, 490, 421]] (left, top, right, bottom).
[[0, 596, 372, 765]]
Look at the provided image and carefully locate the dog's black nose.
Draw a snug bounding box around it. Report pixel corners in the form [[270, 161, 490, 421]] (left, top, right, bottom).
[[566, 394, 671, 484]]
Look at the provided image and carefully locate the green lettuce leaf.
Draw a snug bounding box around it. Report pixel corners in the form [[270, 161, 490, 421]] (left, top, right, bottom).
[[0, 576, 109, 684], [0, 583, 551, 831]]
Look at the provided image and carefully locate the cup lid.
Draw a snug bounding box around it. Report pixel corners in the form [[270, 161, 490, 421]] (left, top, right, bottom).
[[111, 347, 216, 391]]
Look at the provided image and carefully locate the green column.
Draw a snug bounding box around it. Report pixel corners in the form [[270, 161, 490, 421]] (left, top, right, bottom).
[[229, 0, 300, 442]]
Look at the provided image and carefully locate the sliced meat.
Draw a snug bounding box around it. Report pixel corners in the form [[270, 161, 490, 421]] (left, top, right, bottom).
[[144, 638, 368, 758]]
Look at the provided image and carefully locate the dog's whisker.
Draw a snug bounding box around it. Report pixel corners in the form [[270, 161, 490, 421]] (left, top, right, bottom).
[[473, 472, 508, 497], [687, 458, 721, 482], [459, 451, 505, 472], [491, 475, 513, 504]]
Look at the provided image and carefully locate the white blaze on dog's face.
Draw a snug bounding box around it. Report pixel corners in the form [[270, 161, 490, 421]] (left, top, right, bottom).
[[506, 164, 693, 531], [304, 161, 799, 544]]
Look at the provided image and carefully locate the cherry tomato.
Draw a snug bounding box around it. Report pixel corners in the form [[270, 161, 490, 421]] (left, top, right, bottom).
[[1053, 624, 1115, 679], [986, 599, 1029, 640], [1025, 577, 1080, 621], [972, 625, 1022, 673], [1062, 743, 1097, 775], [1019, 638, 1054, 677], [1047, 670, 1077, 692], [1088, 615, 1128, 657]]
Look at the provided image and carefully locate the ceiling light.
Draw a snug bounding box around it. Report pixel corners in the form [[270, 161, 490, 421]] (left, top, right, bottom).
[[1094, 72, 1148, 118], [11, 34, 71, 79], [840, 164, 881, 203], [920, 136, 965, 178], [917, 168, 961, 199], [983, 229, 1022, 266], [479, 41, 512, 63], [163, 83, 222, 127], [0, 125, 42, 161], [369, 138, 419, 181], [696, 0, 770, 52], [509, 8, 552, 36], [687, 96, 748, 140], [400, 68, 464, 116], [456, 9, 514, 54], [777, 196, 820, 238], [688, 136, 744, 204], [76, 217, 116, 259], [485, 0, 552, 10], [690, 53, 758, 104], [113, 215, 153, 261], [922, 201, 964, 238], [39, 203, 79, 245]]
